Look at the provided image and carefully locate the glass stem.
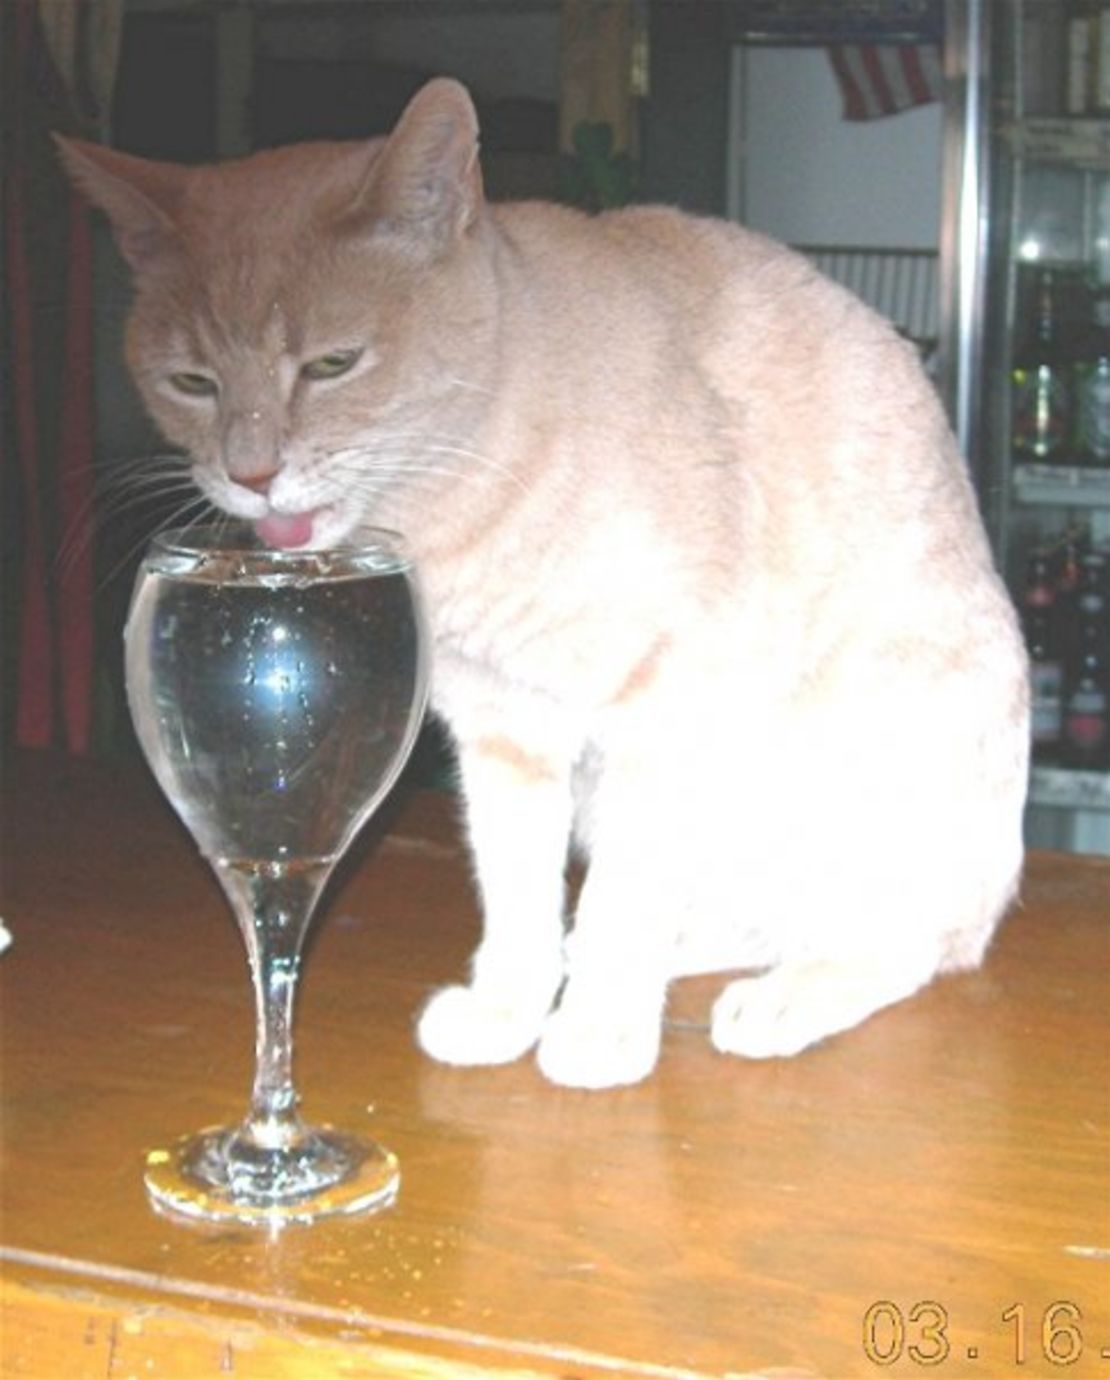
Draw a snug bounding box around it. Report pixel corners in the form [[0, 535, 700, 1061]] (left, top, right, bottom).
[[215, 860, 333, 1151]]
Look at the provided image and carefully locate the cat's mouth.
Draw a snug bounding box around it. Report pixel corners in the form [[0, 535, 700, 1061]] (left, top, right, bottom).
[[253, 509, 320, 549]]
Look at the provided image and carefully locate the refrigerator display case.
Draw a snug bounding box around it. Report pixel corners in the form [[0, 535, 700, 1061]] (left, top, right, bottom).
[[942, 0, 1110, 854]]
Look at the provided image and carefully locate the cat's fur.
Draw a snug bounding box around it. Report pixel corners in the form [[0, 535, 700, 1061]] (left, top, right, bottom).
[[60, 78, 1030, 1088]]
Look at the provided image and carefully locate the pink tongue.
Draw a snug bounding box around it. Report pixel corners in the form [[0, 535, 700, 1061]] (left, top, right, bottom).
[[254, 511, 315, 549]]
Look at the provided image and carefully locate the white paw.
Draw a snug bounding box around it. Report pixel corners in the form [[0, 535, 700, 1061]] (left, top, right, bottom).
[[536, 1005, 662, 1089], [710, 971, 820, 1059], [417, 984, 550, 1067], [710, 962, 922, 1059]]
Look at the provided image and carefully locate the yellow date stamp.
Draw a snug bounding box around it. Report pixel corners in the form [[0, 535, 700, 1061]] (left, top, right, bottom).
[[862, 1300, 1110, 1368]]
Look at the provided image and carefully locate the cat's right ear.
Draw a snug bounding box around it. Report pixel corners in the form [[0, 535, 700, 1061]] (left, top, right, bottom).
[[54, 136, 183, 270]]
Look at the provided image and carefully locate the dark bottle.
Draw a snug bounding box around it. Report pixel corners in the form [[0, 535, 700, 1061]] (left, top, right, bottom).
[[1075, 550, 1108, 626], [1051, 525, 1090, 678], [1069, 3, 1110, 112], [1067, 1, 1096, 113], [1072, 281, 1110, 467], [1022, 552, 1065, 761], [1093, 6, 1110, 113], [1061, 553, 1109, 768], [1056, 527, 1085, 601], [1061, 621, 1110, 768], [1012, 268, 1074, 463]]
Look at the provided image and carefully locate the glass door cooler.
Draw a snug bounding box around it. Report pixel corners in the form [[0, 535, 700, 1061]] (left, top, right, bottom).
[[942, 0, 1110, 853]]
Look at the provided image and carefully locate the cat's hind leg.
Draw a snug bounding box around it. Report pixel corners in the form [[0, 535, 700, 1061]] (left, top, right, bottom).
[[707, 842, 1018, 1059], [708, 679, 1025, 1061], [709, 942, 942, 1060]]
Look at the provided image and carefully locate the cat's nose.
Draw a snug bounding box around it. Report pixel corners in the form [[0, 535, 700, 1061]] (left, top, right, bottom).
[[236, 469, 278, 495]]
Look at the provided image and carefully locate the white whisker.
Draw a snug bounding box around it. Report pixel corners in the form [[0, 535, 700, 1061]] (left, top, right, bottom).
[[439, 373, 496, 399], [321, 434, 532, 500], [54, 447, 208, 591], [95, 492, 216, 594], [58, 480, 200, 583]]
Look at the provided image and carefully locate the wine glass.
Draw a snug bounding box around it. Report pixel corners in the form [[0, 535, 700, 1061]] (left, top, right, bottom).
[[124, 521, 429, 1225]]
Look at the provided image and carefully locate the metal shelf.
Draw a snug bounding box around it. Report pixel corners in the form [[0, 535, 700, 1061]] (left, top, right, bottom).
[[1029, 766, 1110, 812], [1012, 463, 1110, 507]]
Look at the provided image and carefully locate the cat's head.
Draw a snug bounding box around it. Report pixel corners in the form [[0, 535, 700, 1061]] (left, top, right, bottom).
[[58, 78, 495, 550]]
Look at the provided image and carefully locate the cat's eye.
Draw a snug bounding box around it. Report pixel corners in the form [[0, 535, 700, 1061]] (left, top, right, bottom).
[[301, 349, 363, 382], [169, 370, 218, 398]]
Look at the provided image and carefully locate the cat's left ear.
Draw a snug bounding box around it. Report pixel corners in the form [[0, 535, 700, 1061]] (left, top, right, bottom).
[[359, 78, 484, 253]]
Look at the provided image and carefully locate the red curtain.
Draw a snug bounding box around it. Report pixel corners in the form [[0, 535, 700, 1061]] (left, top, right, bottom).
[[3, 0, 100, 753]]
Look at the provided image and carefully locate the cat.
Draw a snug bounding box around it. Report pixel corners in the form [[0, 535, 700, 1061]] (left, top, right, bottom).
[[59, 77, 1030, 1089]]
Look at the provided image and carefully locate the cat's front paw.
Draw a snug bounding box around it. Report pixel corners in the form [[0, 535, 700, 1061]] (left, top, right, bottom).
[[417, 984, 550, 1067], [536, 1004, 662, 1089]]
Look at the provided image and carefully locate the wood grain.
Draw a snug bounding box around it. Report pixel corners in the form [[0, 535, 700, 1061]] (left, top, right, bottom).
[[1, 751, 1108, 1378]]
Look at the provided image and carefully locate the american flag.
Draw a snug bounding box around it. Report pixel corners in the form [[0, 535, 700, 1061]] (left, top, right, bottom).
[[827, 43, 943, 120]]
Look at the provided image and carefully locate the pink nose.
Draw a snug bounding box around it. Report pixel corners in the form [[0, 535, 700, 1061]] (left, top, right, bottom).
[[237, 470, 278, 494]]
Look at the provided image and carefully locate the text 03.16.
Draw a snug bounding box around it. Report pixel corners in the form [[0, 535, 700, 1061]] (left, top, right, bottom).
[[862, 1300, 1106, 1366]]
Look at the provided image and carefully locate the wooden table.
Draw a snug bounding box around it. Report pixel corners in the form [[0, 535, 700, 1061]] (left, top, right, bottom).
[[2, 750, 1108, 1379]]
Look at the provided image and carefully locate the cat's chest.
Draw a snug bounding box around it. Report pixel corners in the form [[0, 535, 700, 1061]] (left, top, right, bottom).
[[417, 506, 696, 721], [427, 578, 656, 724], [430, 598, 590, 710]]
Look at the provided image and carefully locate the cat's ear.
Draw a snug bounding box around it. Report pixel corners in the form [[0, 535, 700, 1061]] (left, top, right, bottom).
[[54, 136, 183, 270], [359, 78, 484, 253]]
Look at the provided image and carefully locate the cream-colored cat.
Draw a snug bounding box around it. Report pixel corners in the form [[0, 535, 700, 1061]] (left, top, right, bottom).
[[60, 78, 1029, 1089]]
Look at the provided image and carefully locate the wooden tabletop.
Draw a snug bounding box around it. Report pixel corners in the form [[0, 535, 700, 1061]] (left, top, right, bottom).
[[2, 749, 1108, 1380]]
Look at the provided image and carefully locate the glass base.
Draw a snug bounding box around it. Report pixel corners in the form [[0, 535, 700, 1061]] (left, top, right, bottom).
[[144, 1123, 400, 1226]]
